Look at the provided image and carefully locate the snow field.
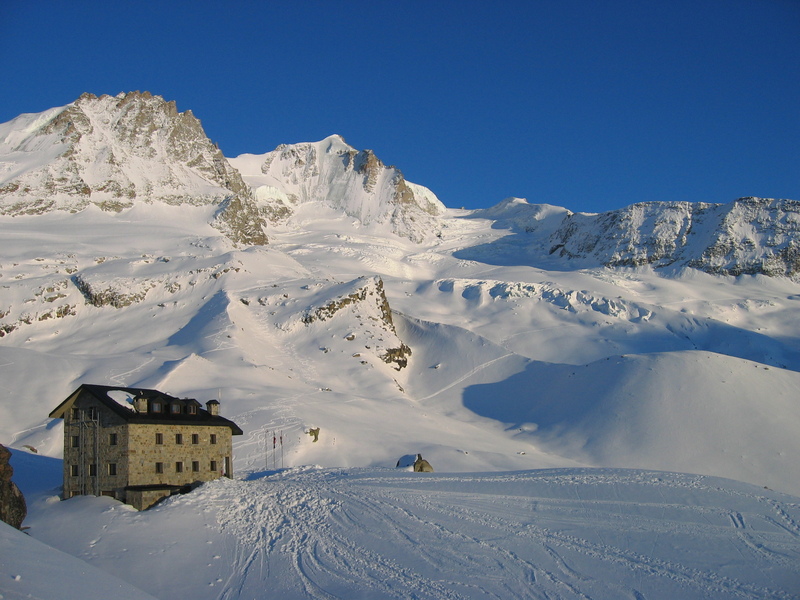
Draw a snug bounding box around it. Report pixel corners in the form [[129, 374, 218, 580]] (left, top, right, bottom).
[[3, 204, 800, 495], [0, 185, 798, 599], [12, 456, 800, 600]]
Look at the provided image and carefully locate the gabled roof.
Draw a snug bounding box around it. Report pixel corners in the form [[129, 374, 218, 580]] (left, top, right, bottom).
[[49, 384, 243, 435]]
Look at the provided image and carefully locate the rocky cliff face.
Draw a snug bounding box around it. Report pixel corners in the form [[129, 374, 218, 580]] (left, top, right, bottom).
[[482, 197, 800, 279], [0, 92, 266, 245], [689, 197, 800, 277], [0, 445, 26, 529], [300, 277, 411, 370], [229, 135, 445, 243]]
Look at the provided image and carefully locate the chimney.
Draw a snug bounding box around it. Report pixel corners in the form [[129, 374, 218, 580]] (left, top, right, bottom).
[[206, 399, 220, 416], [133, 394, 148, 413]]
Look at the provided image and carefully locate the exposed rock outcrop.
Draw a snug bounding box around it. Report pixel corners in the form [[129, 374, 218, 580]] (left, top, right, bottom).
[[413, 454, 434, 472], [72, 273, 154, 308], [0, 444, 26, 529], [301, 277, 411, 370], [213, 194, 269, 246]]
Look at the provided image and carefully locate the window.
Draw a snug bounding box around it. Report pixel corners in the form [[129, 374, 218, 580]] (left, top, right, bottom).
[[175, 433, 183, 445], [108, 463, 117, 476], [192, 461, 200, 472], [89, 464, 97, 477], [155, 462, 164, 474], [155, 432, 163, 445], [188, 404, 197, 415], [171, 403, 181, 414], [175, 462, 183, 473], [70, 464, 79, 477], [210, 434, 217, 445], [71, 407, 80, 420], [87, 407, 98, 420], [210, 460, 217, 472], [152, 401, 162, 413], [71, 435, 80, 448], [109, 433, 118, 446], [191, 433, 199, 445]]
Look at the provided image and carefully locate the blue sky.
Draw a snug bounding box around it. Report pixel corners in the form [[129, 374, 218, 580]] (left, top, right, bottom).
[[1, 1, 797, 212]]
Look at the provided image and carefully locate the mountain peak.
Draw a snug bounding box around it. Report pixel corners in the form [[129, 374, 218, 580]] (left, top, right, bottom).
[[230, 137, 446, 243], [321, 133, 348, 146], [0, 91, 248, 215]]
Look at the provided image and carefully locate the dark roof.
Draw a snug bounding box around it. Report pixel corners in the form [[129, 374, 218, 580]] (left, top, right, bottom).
[[49, 384, 243, 435]]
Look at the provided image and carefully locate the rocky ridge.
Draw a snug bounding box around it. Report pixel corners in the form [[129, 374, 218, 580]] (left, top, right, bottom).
[[300, 277, 411, 370], [0, 91, 266, 244], [475, 196, 800, 279], [2, 93, 797, 277]]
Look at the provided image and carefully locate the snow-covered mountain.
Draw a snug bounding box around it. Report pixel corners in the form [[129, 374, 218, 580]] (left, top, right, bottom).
[[0, 91, 268, 244], [0, 91, 250, 211], [1, 93, 800, 599], [469, 196, 800, 277], [229, 134, 445, 243]]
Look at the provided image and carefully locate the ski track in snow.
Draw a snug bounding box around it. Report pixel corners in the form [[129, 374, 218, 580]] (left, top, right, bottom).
[[196, 468, 800, 600], [417, 353, 516, 402], [108, 356, 157, 386]]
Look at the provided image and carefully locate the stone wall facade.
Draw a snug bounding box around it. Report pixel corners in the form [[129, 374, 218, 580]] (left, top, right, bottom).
[[61, 395, 129, 500], [126, 423, 233, 487]]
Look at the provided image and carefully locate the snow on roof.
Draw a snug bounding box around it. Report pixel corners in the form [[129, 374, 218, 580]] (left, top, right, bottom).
[[105, 389, 136, 412]]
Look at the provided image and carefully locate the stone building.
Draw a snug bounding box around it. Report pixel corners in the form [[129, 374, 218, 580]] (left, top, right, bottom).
[[49, 384, 243, 510]]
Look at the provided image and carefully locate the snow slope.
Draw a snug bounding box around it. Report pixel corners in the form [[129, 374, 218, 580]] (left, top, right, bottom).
[[11, 453, 800, 600], [463, 351, 800, 494], [2, 201, 800, 495], [0, 519, 159, 600]]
